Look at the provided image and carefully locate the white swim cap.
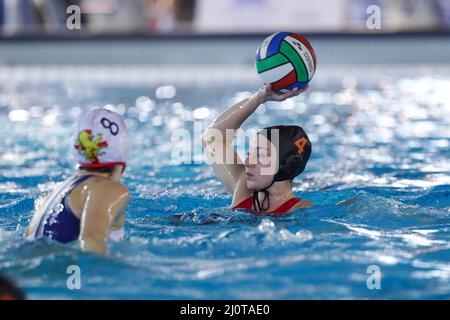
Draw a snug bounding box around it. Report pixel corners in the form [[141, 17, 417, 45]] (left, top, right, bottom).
[[71, 108, 130, 170]]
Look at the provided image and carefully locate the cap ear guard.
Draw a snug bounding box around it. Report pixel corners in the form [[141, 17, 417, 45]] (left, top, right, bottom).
[[276, 136, 311, 181], [259, 125, 312, 182]]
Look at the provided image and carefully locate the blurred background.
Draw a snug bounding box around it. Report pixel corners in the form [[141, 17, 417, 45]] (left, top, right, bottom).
[[0, 0, 449, 35], [0, 0, 449, 67]]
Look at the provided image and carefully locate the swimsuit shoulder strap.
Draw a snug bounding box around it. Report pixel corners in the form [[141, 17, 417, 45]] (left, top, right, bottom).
[[62, 175, 93, 207], [234, 196, 302, 214], [233, 196, 253, 210], [39, 175, 91, 215], [272, 198, 301, 214], [28, 175, 93, 241]]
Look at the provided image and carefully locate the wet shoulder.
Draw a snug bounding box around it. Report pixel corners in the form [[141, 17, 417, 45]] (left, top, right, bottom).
[[292, 199, 313, 210], [83, 176, 129, 196]]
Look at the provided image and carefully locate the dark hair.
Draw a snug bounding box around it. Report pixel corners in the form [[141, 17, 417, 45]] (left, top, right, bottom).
[[0, 273, 25, 300], [79, 165, 115, 174]]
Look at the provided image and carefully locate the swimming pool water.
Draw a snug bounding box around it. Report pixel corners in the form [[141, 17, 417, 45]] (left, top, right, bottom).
[[0, 67, 449, 299]]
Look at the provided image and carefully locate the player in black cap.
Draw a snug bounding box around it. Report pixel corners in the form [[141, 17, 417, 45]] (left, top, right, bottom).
[[202, 84, 313, 214]]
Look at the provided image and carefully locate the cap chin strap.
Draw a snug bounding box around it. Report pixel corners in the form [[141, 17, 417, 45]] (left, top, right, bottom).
[[252, 178, 276, 212]]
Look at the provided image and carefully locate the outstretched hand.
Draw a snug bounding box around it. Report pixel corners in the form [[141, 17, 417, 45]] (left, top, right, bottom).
[[256, 83, 307, 104]]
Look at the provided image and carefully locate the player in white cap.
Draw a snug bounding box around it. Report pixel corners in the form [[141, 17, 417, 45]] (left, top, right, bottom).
[[26, 108, 130, 254]]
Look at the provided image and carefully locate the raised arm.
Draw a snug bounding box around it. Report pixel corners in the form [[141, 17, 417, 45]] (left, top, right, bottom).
[[201, 92, 260, 192], [201, 84, 303, 193]]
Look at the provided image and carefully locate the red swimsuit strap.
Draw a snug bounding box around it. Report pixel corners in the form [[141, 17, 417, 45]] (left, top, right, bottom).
[[233, 197, 301, 214], [233, 197, 253, 210], [271, 198, 301, 214]]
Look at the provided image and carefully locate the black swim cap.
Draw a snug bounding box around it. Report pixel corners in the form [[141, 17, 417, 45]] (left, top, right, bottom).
[[251, 125, 311, 212], [258, 125, 312, 182]]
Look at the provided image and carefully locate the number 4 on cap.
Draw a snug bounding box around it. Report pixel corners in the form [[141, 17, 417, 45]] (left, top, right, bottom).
[[295, 137, 307, 155]]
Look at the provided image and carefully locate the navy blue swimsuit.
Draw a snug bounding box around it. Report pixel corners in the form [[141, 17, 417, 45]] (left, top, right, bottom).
[[28, 175, 92, 243]]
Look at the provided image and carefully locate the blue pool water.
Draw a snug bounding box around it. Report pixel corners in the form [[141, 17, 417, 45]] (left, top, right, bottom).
[[0, 67, 449, 299]]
